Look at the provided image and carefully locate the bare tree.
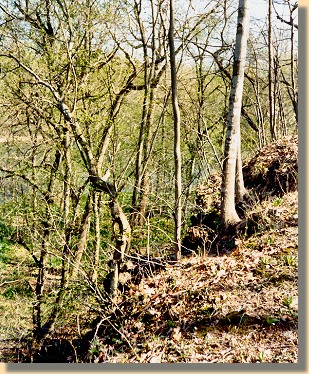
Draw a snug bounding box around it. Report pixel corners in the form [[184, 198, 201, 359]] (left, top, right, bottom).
[[268, 0, 277, 140], [221, 0, 249, 230], [169, 0, 182, 260]]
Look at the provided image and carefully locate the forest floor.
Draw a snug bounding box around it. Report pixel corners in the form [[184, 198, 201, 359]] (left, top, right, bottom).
[[0, 136, 299, 363], [81, 190, 298, 363]]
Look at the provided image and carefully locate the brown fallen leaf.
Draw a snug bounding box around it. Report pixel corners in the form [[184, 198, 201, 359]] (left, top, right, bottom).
[[142, 286, 156, 296], [149, 354, 162, 363], [171, 327, 182, 342]]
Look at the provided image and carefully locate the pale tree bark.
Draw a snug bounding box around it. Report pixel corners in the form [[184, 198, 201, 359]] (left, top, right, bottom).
[[92, 192, 101, 283], [235, 140, 248, 204], [169, 0, 182, 260], [221, 0, 249, 230], [268, 0, 276, 140]]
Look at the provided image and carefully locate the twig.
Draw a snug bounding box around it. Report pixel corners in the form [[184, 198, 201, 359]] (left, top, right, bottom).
[[0, 279, 20, 287]]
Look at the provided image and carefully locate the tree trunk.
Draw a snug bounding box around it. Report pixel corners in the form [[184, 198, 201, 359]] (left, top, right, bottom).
[[32, 149, 62, 343], [71, 193, 93, 279], [89, 175, 131, 297], [235, 140, 248, 204], [169, 0, 182, 260], [268, 0, 276, 140], [138, 171, 150, 226], [92, 192, 101, 283], [109, 197, 132, 297], [131, 87, 154, 226], [131, 2, 157, 227], [221, 0, 249, 230]]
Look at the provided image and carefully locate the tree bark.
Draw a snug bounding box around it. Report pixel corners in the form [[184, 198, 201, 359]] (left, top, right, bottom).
[[268, 0, 276, 140], [71, 193, 93, 279], [89, 175, 131, 297], [221, 0, 249, 230], [169, 0, 182, 260], [92, 192, 101, 283], [235, 140, 248, 204]]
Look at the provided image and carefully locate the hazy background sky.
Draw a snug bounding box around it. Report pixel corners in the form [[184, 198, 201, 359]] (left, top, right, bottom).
[[249, 0, 298, 25]]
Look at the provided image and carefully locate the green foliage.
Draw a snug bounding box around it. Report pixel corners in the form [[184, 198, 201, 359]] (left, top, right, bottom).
[[273, 198, 283, 207], [257, 351, 265, 362], [0, 241, 10, 266], [265, 236, 274, 245], [131, 216, 174, 255], [0, 220, 13, 242], [46, 256, 62, 269], [88, 338, 103, 358], [168, 320, 175, 327], [264, 316, 279, 326], [282, 296, 293, 308], [259, 257, 270, 266], [282, 255, 296, 267], [200, 306, 216, 317], [2, 283, 33, 299]]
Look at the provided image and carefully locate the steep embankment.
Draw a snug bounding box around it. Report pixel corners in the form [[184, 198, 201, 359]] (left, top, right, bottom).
[[77, 136, 298, 363]]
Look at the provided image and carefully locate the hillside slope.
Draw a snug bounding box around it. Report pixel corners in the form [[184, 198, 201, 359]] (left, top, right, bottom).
[[77, 192, 297, 363], [0, 137, 298, 363], [76, 136, 298, 363]]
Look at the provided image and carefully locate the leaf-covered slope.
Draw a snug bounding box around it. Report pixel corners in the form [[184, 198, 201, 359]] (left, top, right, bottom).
[[81, 136, 299, 363], [81, 190, 298, 363], [64, 136, 299, 363]]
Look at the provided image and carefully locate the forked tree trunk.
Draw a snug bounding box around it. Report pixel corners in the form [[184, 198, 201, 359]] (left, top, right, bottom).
[[89, 175, 131, 297], [108, 197, 132, 297], [221, 0, 249, 230]]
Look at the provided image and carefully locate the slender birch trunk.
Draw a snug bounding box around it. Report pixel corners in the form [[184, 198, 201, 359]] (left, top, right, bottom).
[[268, 0, 276, 140], [221, 0, 249, 230]]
